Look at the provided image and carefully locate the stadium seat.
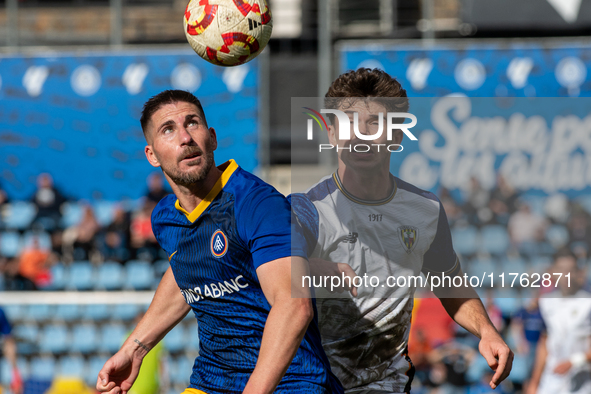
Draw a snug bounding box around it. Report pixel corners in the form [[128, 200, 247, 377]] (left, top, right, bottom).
[[546, 224, 569, 249], [576, 195, 591, 215], [57, 355, 86, 378], [60, 202, 84, 228], [494, 289, 521, 316], [55, 304, 82, 322], [26, 304, 54, 322], [12, 323, 39, 355], [22, 231, 52, 251], [125, 260, 154, 290], [187, 323, 200, 352], [154, 259, 170, 278], [30, 356, 56, 379], [96, 261, 125, 291], [3, 304, 25, 322], [480, 225, 509, 255], [93, 201, 116, 227], [66, 261, 94, 291], [530, 255, 552, 269], [70, 324, 98, 354], [1, 357, 29, 386], [170, 356, 194, 385], [164, 324, 186, 353], [3, 202, 37, 230], [467, 258, 495, 287], [113, 304, 140, 321], [99, 323, 127, 353], [39, 323, 69, 354], [42, 262, 68, 291], [451, 226, 478, 256], [82, 304, 110, 321], [500, 257, 527, 275], [520, 195, 546, 216], [0, 231, 22, 258]]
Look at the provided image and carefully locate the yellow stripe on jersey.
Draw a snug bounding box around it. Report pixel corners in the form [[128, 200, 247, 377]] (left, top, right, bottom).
[[181, 389, 208, 394], [175, 159, 239, 223]]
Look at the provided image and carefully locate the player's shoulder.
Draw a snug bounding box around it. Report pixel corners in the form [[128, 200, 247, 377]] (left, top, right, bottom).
[[151, 194, 181, 225], [394, 176, 440, 204], [226, 165, 290, 213]]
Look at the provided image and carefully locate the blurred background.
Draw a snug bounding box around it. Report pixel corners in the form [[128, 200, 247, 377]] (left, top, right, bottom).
[[2, 0, 591, 393]]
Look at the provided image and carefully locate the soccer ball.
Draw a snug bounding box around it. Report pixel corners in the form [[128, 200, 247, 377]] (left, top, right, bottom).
[[183, 0, 273, 67]]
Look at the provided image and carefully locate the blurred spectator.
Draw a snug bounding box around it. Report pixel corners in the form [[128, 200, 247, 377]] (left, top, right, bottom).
[[145, 172, 169, 204], [528, 250, 591, 394], [464, 177, 493, 226], [63, 204, 100, 261], [99, 205, 131, 263], [511, 297, 544, 386], [508, 201, 547, 249], [428, 339, 477, 394], [130, 200, 159, 261], [0, 307, 23, 394], [567, 206, 591, 259], [439, 187, 466, 227], [489, 174, 519, 225], [18, 237, 54, 288], [30, 173, 67, 232], [1, 258, 36, 291]]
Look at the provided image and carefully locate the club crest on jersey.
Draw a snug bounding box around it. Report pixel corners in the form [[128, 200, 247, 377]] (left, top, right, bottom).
[[211, 230, 228, 258], [398, 225, 418, 253]]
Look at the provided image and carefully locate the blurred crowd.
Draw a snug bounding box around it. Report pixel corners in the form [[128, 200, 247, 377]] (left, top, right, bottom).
[[0, 172, 170, 291]]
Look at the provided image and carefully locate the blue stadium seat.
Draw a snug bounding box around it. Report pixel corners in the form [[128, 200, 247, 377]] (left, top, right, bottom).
[[57, 355, 86, 378], [26, 304, 54, 322], [82, 304, 110, 321], [546, 224, 569, 249], [125, 260, 154, 290], [113, 304, 140, 321], [66, 261, 94, 291], [99, 323, 127, 353], [86, 355, 109, 386], [480, 225, 509, 255], [494, 289, 521, 316], [500, 257, 527, 275], [54, 304, 82, 322], [42, 262, 68, 291], [60, 202, 84, 228], [530, 255, 552, 269], [96, 261, 125, 291], [187, 323, 200, 352], [451, 226, 478, 256], [3, 202, 37, 230], [22, 231, 52, 251], [468, 258, 495, 287], [93, 201, 116, 227], [38, 323, 69, 354], [12, 323, 39, 355], [520, 195, 546, 216], [170, 356, 194, 385], [154, 259, 170, 278], [0, 231, 22, 258], [576, 195, 591, 215], [29, 356, 56, 379], [164, 324, 186, 353], [3, 304, 25, 322], [70, 324, 98, 354], [1, 357, 29, 386]]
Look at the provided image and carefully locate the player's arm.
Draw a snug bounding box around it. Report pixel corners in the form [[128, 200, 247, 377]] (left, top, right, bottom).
[[553, 334, 591, 374], [527, 332, 547, 394], [242, 256, 314, 394], [97, 267, 190, 394], [433, 269, 513, 390]]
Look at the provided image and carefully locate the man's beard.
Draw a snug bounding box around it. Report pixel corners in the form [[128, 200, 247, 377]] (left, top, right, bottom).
[[161, 145, 214, 188]]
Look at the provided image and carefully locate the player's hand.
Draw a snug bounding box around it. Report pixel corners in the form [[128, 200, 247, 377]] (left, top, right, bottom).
[[309, 258, 359, 296], [96, 349, 143, 394], [553, 360, 572, 374], [478, 328, 514, 390]]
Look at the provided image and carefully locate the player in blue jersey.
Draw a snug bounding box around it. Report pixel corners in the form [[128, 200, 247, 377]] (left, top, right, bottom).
[[290, 69, 513, 393], [96, 90, 343, 394]]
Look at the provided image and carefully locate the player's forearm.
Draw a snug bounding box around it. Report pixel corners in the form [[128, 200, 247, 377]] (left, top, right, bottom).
[[243, 297, 313, 394], [439, 296, 497, 339], [529, 335, 547, 387], [121, 267, 190, 358], [3, 337, 18, 368]]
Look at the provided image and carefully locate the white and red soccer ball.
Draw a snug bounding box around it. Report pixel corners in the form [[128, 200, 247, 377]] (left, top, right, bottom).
[[184, 0, 273, 67]]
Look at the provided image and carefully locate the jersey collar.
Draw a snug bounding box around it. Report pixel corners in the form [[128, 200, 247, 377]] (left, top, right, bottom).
[[174, 159, 239, 223], [333, 171, 397, 206]]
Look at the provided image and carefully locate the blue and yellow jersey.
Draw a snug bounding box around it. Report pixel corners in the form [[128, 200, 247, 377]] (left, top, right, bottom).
[[151, 160, 342, 394]]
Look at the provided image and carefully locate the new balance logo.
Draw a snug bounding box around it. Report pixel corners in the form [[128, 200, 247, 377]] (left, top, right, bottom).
[[342, 232, 358, 243]]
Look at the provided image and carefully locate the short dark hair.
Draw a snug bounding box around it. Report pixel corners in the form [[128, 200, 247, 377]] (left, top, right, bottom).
[[324, 68, 409, 116], [553, 247, 577, 262], [140, 90, 207, 137]]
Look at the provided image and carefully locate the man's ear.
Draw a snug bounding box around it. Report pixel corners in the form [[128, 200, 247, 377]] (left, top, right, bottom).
[[209, 127, 218, 151], [145, 145, 161, 168], [327, 125, 337, 146]]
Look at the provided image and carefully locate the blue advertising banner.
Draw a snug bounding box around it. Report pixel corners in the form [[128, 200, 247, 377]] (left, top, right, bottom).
[[0, 47, 259, 201]]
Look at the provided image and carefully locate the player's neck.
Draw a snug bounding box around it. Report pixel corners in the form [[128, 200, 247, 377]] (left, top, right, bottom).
[[173, 165, 223, 213], [337, 165, 393, 201]]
